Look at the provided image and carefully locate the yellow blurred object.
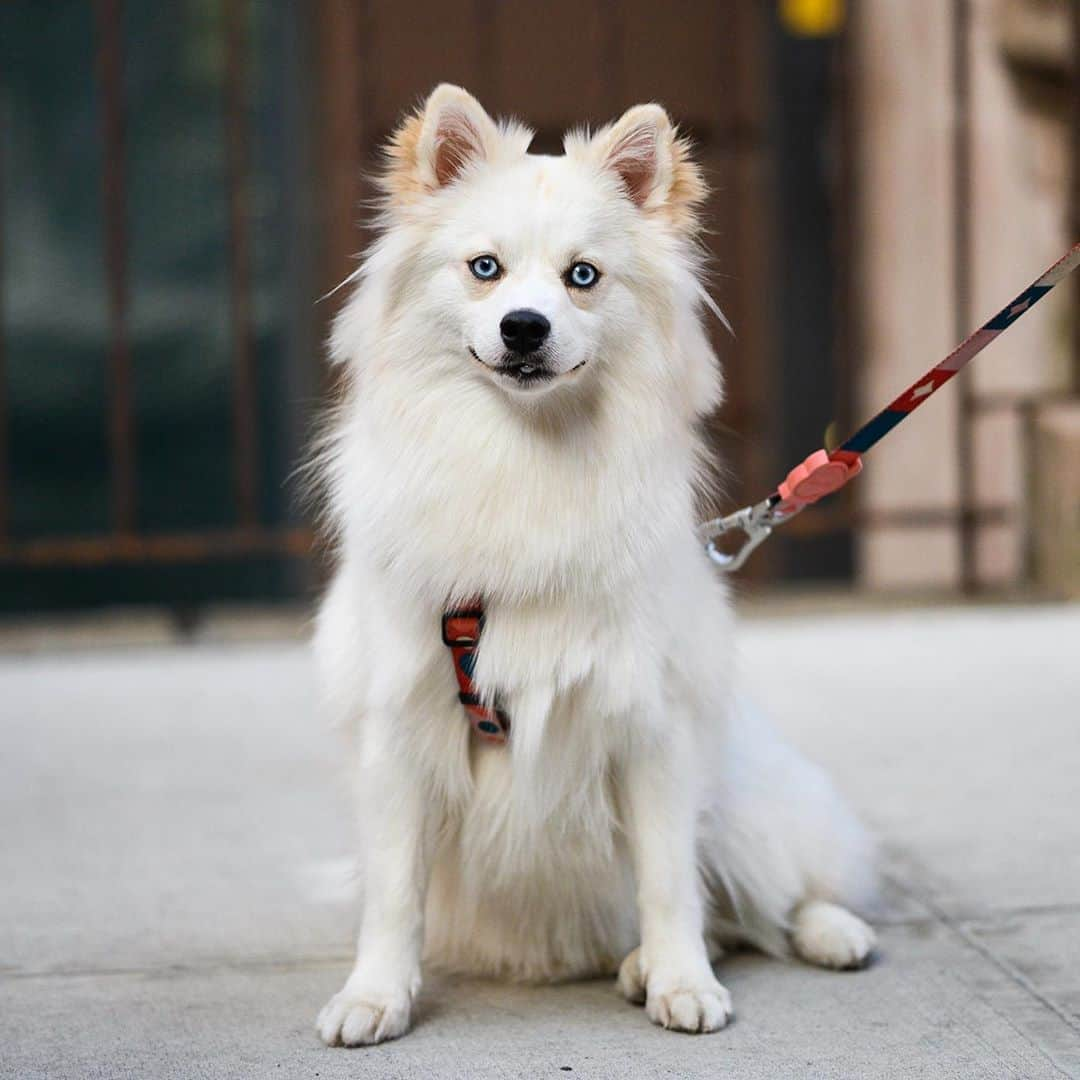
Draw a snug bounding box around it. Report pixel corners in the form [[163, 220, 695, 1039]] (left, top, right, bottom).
[[823, 421, 840, 453], [780, 0, 845, 37]]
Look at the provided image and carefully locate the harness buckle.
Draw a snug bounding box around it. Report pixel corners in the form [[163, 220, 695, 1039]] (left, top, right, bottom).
[[441, 606, 485, 647]]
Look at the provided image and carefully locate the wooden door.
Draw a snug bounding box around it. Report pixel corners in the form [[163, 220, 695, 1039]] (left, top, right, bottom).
[[312, 0, 782, 575]]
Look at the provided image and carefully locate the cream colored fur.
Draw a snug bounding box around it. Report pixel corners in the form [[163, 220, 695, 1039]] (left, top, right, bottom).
[[313, 85, 877, 1047]]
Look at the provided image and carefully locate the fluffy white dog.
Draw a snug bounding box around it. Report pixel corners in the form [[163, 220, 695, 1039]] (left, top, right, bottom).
[[313, 84, 877, 1047]]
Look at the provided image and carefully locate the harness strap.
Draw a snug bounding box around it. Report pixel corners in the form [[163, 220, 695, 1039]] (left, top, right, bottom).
[[441, 600, 510, 744]]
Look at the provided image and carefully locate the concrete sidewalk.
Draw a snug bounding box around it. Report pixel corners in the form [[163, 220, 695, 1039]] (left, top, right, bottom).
[[2, 604, 1079, 1078]]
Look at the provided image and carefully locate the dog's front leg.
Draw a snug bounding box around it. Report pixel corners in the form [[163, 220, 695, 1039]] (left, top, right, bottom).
[[317, 723, 433, 1047], [618, 724, 733, 1033]]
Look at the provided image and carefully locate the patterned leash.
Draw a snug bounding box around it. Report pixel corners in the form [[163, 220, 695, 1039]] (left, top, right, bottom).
[[699, 241, 1080, 572]]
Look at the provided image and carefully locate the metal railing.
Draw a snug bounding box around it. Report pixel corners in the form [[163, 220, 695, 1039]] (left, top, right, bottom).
[[0, 0, 312, 573], [0, 0, 1074, 593]]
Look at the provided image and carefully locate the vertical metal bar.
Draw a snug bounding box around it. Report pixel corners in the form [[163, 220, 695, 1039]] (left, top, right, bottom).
[[278, 2, 320, 595], [225, 0, 258, 527], [316, 0, 362, 299], [0, 89, 8, 543], [95, 0, 136, 536], [1017, 397, 1038, 583], [952, 0, 976, 592], [313, 0, 363, 424], [1072, 0, 1080, 391]]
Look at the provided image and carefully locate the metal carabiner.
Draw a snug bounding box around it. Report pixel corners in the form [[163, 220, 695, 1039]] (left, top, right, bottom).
[[697, 449, 859, 573], [697, 498, 778, 574]]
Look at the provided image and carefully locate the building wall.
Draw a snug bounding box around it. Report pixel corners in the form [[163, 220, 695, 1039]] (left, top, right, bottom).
[[853, 0, 1074, 590]]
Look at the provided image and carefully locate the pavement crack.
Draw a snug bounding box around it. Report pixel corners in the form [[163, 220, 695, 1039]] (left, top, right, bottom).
[[883, 869, 1080, 1078]]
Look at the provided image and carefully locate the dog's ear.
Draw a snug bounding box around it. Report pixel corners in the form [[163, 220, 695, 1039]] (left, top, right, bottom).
[[577, 104, 706, 231], [382, 84, 501, 202]]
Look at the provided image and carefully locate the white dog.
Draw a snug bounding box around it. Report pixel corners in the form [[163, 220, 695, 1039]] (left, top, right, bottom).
[[313, 84, 877, 1047]]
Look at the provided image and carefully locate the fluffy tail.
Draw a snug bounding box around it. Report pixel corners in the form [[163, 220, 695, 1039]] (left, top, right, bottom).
[[698, 698, 878, 956]]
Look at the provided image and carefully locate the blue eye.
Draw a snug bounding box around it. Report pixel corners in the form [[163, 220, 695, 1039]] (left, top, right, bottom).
[[469, 255, 501, 281], [567, 261, 600, 289]]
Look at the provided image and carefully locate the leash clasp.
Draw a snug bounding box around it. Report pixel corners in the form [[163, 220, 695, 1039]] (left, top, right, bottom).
[[698, 498, 778, 574], [698, 449, 863, 574]]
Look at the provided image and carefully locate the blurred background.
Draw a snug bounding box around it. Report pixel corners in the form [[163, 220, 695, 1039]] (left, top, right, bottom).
[[3, 7, 1080, 1073], [0, 0, 1076, 624]]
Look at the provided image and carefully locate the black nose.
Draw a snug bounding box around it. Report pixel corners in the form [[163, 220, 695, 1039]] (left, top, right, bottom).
[[500, 309, 551, 355]]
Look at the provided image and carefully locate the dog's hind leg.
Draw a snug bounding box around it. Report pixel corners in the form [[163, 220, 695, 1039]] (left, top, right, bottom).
[[698, 698, 879, 968], [790, 899, 876, 970]]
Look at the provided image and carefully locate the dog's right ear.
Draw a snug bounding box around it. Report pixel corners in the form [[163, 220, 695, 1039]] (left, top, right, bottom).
[[382, 84, 501, 203]]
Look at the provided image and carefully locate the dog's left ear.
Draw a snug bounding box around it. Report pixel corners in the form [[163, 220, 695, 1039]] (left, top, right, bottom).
[[577, 104, 706, 231]]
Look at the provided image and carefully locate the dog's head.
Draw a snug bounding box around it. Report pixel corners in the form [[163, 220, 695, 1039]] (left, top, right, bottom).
[[335, 85, 720, 415]]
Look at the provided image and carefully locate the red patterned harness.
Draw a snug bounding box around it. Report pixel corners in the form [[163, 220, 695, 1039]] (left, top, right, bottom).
[[441, 600, 510, 745]]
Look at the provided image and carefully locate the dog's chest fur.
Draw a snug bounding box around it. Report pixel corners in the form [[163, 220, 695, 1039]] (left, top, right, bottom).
[[392, 575, 727, 981], [421, 603, 647, 981]]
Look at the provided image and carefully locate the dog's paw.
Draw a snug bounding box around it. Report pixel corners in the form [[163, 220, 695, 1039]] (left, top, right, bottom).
[[791, 899, 877, 970], [647, 976, 733, 1034], [316, 982, 414, 1047], [617, 949, 732, 1033]]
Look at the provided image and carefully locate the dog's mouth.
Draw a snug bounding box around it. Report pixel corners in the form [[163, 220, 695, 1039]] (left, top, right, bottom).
[[468, 347, 585, 389], [493, 363, 556, 386]]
